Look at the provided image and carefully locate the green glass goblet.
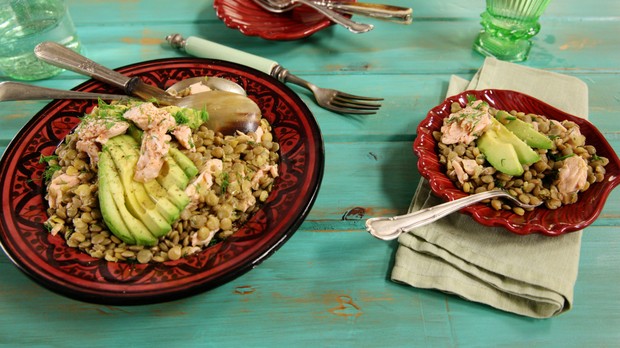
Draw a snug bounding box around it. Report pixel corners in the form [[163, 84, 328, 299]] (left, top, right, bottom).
[[473, 0, 552, 62]]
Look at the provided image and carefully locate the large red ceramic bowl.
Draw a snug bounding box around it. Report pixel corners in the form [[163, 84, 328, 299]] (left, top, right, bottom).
[[0, 58, 324, 304], [414, 89, 620, 236], [214, 0, 352, 40]]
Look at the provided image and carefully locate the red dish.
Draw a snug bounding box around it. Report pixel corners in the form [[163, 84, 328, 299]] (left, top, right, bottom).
[[214, 0, 351, 40], [0, 58, 324, 304], [414, 89, 620, 236]]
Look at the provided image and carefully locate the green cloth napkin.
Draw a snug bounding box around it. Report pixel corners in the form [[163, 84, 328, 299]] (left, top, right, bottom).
[[391, 57, 588, 318]]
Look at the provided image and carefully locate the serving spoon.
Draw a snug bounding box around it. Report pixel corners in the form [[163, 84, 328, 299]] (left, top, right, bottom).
[[166, 76, 247, 96], [32, 42, 260, 135], [365, 190, 542, 241]]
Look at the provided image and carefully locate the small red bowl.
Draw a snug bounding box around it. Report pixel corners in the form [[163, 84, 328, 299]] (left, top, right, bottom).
[[414, 89, 620, 236], [214, 0, 352, 40]]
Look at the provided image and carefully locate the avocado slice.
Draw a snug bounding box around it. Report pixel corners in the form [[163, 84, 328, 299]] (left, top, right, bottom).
[[128, 183, 173, 238], [98, 151, 156, 246], [98, 151, 137, 245], [154, 177, 190, 210], [495, 110, 553, 149], [477, 128, 525, 176], [105, 136, 172, 239], [169, 147, 199, 178], [142, 179, 182, 224], [126, 124, 143, 143], [489, 118, 540, 165], [158, 156, 190, 189]]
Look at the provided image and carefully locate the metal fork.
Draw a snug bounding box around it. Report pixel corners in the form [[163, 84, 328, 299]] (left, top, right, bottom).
[[271, 65, 382, 114], [166, 34, 383, 115]]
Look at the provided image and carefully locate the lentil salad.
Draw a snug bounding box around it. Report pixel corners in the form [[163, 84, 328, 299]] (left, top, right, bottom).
[[433, 100, 610, 215], [43, 93, 280, 264]]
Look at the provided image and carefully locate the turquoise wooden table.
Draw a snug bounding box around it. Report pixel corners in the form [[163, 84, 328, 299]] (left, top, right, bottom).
[[1, 0, 619, 346]]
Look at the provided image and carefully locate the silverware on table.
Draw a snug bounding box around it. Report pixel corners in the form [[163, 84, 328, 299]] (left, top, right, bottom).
[[32, 42, 264, 134], [34, 42, 180, 106], [0, 81, 129, 102], [313, 0, 412, 24], [0, 77, 247, 103], [166, 34, 383, 115], [365, 190, 542, 241], [252, 0, 374, 33]]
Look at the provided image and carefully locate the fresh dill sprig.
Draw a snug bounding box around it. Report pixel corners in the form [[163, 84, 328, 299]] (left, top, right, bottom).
[[552, 153, 575, 161], [201, 106, 208, 122], [43, 163, 62, 182], [173, 110, 189, 125], [39, 154, 58, 164], [39, 154, 61, 182], [220, 172, 230, 194]]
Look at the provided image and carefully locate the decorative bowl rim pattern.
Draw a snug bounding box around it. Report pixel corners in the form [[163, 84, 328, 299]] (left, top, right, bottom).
[[0, 57, 324, 304]]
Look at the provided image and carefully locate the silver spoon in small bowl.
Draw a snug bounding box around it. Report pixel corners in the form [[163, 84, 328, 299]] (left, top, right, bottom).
[[365, 190, 542, 241]]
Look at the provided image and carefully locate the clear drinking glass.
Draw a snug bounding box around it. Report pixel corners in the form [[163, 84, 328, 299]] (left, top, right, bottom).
[[473, 0, 552, 62], [0, 0, 81, 80]]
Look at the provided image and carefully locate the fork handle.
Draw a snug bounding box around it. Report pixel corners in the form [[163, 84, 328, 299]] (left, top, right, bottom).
[[166, 34, 279, 76], [34, 42, 132, 90]]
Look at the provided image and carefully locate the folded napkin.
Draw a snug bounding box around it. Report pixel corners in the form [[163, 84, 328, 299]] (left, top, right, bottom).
[[391, 57, 588, 318]]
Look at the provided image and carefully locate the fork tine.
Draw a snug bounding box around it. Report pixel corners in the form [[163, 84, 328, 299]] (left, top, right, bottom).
[[334, 91, 384, 101], [332, 95, 382, 109], [331, 100, 381, 112], [326, 104, 380, 115]]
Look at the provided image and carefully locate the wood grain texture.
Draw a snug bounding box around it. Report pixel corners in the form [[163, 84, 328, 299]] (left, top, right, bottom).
[[1, 0, 619, 346]]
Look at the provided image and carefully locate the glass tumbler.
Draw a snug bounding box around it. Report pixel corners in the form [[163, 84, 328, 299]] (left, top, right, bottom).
[[0, 0, 81, 80], [473, 0, 552, 62]]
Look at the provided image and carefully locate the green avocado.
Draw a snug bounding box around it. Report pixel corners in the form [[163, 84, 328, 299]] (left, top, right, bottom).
[[142, 178, 182, 224], [158, 156, 190, 189], [489, 118, 540, 165], [495, 110, 553, 149], [169, 147, 199, 178], [126, 124, 143, 143], [98, 150, 156, 246], [477, 128, 525, 176], [105, 136, 173, 239], [98, 151, 136, 245], [155, 155, 192, 210]]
